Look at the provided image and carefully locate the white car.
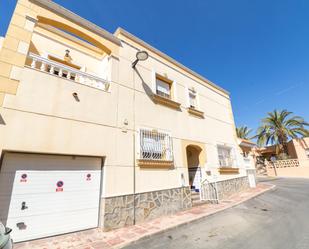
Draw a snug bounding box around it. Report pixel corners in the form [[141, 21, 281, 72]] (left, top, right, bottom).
[[0, 222, 13, 249]]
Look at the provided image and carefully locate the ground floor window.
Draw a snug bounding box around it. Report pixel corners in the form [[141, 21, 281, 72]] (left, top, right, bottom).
[[139, 128, 173, 161], [217, 145, 234, 167]]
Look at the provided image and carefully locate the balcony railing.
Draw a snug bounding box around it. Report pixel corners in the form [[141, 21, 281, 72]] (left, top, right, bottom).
[[26, 53, 110, 91]]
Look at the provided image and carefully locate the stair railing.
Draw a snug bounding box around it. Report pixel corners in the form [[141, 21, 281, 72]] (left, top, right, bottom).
[[200, 177, 219, 204]]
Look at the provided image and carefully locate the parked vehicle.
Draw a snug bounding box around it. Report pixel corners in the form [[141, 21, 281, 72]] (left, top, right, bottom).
[[0, 222, 13, 249]]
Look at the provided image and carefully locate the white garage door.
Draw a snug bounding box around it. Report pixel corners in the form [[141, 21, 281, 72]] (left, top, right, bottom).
[[0, 153, 102, 242]]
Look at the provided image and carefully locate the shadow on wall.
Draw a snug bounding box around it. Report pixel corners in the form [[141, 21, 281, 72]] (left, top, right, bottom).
[[0, 114, 6, 125], [133, 68, 155, 103]]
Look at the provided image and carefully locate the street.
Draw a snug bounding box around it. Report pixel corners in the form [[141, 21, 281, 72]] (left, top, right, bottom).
[[124, 178, 309, 249]]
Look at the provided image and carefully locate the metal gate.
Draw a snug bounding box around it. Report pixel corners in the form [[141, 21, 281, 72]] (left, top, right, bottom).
[[200, 178, 219, 203]]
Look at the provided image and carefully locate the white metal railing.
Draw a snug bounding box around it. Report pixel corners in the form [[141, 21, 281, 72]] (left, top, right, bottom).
[[219, 157, 234, 168], [200, 178, 219, 203], [139, 129, 173, 161], [27, 53, 110, 91]]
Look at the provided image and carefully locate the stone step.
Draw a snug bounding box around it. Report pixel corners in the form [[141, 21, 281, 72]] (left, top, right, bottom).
[[191, 194, 200, 201], [192, 199, 208, 207]]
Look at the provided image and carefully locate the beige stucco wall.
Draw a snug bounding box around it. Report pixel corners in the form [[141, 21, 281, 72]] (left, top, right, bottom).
[[267, 161, 309, 177], [0, 0, 247, 199], [291, 138, 309, 160]]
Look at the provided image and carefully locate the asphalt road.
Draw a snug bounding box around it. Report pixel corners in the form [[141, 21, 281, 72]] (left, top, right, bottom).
[[124, 178, 309, 249]]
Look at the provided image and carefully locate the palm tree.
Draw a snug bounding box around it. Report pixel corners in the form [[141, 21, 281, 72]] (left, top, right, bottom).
[[236, 126, 253, 140], [256, 109, 309, 155]]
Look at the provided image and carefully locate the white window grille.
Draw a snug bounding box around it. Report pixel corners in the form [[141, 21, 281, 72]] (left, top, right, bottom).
[[189, 88, 197, 108], [156, 78, 171, 99], [139, 129, 174, 161], [217, 145, 234, 167]]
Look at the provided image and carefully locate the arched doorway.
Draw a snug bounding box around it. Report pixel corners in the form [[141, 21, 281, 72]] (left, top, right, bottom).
[[186, 145, 202, 192]]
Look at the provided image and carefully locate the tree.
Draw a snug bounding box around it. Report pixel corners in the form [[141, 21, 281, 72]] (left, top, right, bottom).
[[236, 126, 253, 140], [256, 109, 309, 155]]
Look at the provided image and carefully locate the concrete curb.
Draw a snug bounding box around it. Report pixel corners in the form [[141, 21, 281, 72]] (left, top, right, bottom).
[[115, 184, 276, 249]]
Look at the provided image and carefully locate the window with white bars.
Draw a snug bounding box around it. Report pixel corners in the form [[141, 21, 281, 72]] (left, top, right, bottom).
[[139, 129, 174, 161], [156, 77, 171, 99], [217, 146, 234, 167], [188, 88, 197, 108]]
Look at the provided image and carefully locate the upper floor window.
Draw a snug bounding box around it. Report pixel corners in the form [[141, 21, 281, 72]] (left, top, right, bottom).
[[155, 74, 173, 99], [217, 146, 233, 167], [188, 88, 197, 109], [139, 128, 174, 162]]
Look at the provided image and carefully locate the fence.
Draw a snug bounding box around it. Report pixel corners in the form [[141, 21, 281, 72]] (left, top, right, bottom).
[[200, 179, 219, 203]]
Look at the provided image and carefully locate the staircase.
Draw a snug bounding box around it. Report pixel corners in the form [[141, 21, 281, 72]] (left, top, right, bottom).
[[191, 187, 207, 207]]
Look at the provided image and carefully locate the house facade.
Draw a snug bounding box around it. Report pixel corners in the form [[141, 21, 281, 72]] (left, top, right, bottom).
[[0, 0, 253, 242], [258, 137, 309, 177]]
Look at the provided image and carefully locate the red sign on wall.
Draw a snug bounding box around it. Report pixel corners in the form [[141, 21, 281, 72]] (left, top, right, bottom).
[[20, 174, 27, 183], [86, 173, 91, 181], [56, 181, 64, 192]]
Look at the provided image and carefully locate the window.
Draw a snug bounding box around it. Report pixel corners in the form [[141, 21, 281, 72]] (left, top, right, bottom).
[[156, 75, 172, 99], [217, 146, 234, 167], [306, 149, 309, 158], [188, 88, 197, 109], [139, 129, 173, 161]]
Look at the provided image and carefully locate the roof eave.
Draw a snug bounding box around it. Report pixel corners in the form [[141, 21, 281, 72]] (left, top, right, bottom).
[[115, 27, 230, 96]]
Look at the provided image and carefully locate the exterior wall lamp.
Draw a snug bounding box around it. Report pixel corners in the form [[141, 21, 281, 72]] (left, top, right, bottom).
[[132, 51, 149, 68]]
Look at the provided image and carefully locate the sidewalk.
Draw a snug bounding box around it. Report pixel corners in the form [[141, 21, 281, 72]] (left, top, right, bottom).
[[15, 183, 275, 249]]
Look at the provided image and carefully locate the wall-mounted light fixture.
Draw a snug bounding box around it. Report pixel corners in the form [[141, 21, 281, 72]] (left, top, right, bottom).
[[132, 50, 149, 68]]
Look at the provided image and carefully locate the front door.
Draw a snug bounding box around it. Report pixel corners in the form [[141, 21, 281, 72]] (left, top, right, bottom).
[[186, 145, 202, 192], [189, 167, 202, 191]]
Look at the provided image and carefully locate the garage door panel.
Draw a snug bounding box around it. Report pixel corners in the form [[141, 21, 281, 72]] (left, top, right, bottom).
[[7, 170, 101, 195], [0, 153, 102, 242], [4, 191, 101, 218], [6, 208, 99, 242], [1, 154, 101, 172]]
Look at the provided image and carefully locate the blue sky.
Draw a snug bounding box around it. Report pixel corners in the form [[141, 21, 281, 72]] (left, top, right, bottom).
[[1, 0, 308, 134]]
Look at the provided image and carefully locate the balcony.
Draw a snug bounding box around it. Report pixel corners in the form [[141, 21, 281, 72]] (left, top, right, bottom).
[[26, 53, 110, 91]]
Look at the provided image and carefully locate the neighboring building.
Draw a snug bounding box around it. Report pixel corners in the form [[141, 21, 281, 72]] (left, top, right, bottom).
[[0, 0, 253, 242], [258, 137, 309, 177], [238, 138, 257, 187]]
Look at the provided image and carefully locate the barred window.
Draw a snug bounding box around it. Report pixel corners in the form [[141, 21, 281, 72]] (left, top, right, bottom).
[[139, 129, 173, 161], [217, 146, 234, 167]]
